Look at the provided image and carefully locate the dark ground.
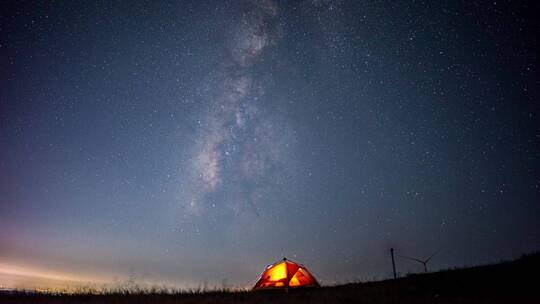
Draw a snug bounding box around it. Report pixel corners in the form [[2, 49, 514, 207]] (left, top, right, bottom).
[[2, 253, 539, 304]]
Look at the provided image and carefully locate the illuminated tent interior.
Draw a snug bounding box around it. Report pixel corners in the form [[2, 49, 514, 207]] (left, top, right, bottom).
[[253, 258, 320, 289]]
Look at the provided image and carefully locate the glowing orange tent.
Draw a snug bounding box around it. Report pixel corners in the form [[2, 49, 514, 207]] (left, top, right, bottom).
[[253, 258, 320, 289]]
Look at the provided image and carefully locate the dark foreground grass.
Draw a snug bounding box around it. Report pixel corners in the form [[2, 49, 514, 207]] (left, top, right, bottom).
[[2, 253, 539, 304]]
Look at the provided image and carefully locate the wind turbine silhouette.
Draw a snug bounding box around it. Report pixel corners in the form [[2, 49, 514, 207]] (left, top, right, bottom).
[[398, 250, 440, 273]]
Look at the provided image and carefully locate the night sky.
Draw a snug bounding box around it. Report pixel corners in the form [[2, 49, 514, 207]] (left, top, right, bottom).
[[1, 0, 539, 290]]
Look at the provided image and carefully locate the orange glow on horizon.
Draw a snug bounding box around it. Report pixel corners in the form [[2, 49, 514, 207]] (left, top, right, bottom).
[[1, 264, 78, 282], [0, 262, 209, 292], [0, 263, 112, 291]]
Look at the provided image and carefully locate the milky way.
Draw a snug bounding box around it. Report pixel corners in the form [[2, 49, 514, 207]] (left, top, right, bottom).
[[183, 0, 288, 216]]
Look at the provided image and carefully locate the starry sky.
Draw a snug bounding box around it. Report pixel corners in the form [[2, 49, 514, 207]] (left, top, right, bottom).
[[1, 0, 539, 290]]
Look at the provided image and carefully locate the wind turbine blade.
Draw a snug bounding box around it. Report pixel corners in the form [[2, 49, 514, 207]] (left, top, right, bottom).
[[398, 255, 425, 264], [425, 249, 440, 263]]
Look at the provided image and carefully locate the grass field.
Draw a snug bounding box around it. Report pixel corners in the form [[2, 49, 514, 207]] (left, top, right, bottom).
[[2, 253, 539, 303]]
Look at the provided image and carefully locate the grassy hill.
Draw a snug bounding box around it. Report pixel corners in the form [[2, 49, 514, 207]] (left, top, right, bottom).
[[2, 253, 539, 303]]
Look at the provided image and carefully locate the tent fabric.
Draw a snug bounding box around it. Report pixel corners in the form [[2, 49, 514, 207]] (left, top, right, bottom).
[[253, 258, 320, 289]]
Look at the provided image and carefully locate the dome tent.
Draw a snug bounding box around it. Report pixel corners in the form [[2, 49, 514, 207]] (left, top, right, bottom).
[[253, 258, 320, 290]]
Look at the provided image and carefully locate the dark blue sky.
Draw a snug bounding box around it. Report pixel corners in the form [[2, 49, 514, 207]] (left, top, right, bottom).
[[1, 0, 539, 289]]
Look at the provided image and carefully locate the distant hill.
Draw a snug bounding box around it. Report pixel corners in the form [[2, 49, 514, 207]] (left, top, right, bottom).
[[2, 253, 539, 303]]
